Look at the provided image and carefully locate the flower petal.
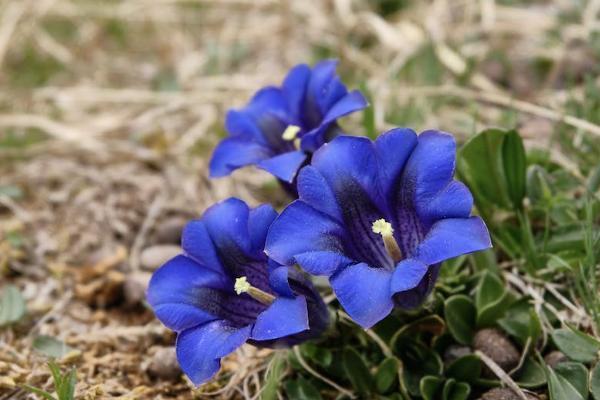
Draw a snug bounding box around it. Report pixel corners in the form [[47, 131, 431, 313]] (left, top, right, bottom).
[[294, 251, 353, 276], [176, 321, 251, 386], [266, 200, 345, 266], [147, 255, 230, 331], [419, 180, 473, 228], [330, 263, 394, 328], [268, 264, 294, 297], [297, 166, 342, 223], [374, 128, 418, 198], [393, 264, 440, 309], [322, 90, 368, 125], [257, 150, 307, 183], [282, 64, 311, 120], [225, 110, 264, 142], [248, 204, 277, 251], [416, 217, 492, 265], [252, 296, 309, 341], [209, 137, 272, 178], [202, 198, 252, 255], [390, 258, 429, 294], [182, 219, 223, 274]]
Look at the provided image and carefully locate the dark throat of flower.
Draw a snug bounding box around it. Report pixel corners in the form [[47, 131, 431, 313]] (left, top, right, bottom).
[[372, 219, 403, 263], [234, 276, 275, 306]]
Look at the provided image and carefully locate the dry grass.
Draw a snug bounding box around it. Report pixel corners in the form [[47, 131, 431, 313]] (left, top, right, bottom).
[[0, 0, 599, 398]]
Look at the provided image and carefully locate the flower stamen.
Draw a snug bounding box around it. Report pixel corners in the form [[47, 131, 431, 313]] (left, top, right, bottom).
[[234, 276, 275, 306], [282, 125, 302, 150], [372, 219, 403, 263]]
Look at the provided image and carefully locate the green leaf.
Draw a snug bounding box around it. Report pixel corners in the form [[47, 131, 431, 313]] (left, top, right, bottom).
[[475, 272, 511, 327], [554, 362, 589, 399], [497, 298, 542, 346], [284, 377, 322, 400], [396, 337, 443, 396], [300, 343, 332, 368], [590, 362, 600, 400], [0, 185, 23, 199], [444, 295, 476, 345], [342, 348, 373, 395], [502, 130, 527, 209], [21, 384, 58, 400], [442, 378, 470, 400], [359, 82, 376, 140], [390, 315, 445, 349], [446, 355, 482, 384], [261, 354, 286, 400], [547, 364, 585, 400], [419, 375, 444, 400], [552, 328, 600, 363], [375, 357, 399, 394], [0, 285, 27, 326], [527, 165, 553, 204], [516, 358, 547, 389], [457, 129, 512, 209], [33, 336, 76, 359], [57, 368, 77, 400]]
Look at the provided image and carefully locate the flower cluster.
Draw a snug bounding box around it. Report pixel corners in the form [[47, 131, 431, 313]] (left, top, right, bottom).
[[147, 60, 492, 385]]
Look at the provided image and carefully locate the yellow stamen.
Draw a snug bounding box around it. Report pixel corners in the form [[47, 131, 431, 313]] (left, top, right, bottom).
[[282, 125, 301, 141], [234, 276, 275, 306], [372, 219, 403, 262]]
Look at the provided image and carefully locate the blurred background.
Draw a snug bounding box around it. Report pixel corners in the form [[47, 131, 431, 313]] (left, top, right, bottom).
[[0, 0, 599, 398]]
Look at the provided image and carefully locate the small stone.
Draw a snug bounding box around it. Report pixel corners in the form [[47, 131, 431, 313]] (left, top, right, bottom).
[[154, 217, 187, 244], [443, 344, 472, 364], [474, 329, 520, 378], [124, 272, 152, 306], [544, 351, 568, 369], [481, 387, 539, 400], [0, 376, 15, 389], [145, 346, 181, 380], [140, 245, 181, 271]]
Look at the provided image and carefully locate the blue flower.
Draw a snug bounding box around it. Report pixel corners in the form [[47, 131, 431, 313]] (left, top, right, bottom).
[[209, 60, 368, 188], [265, 129, 492, 328], [147, 198, 329, 385]]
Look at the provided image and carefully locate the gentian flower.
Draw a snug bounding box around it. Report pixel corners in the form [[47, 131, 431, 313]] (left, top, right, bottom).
[[265, 129, 492, 328], [209, 60, 368, 193], [147, 198, 329, 385]]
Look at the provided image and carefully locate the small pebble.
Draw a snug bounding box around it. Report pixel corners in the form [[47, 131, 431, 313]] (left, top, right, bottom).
[[140, 245, 181, 271], [443, 344, 472, 364], [124, 272, 152, 306], [544, 351, 568, 369], [154, 217, 187, 244], [474, 328, 520, 378], [145, 346, 181, 380], [481, 387, 539, 400]]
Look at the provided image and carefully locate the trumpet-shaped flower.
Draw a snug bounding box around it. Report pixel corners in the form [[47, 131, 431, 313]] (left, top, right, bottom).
[[147, 198, 329, 385], [209, 60, 367, 190], [265, 129, 492, 328]]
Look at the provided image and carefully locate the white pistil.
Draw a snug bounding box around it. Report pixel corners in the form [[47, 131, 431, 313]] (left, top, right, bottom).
[[372, 219, 403, 263], [234, 276, 275, 306]]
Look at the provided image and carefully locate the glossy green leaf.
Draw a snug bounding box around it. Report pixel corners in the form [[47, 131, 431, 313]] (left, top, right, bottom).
[[284, 377, 322, 400], [590, 362, 600, 400], [547, 365, 585, 400], [343, 348, 373, 395], [502, 130, 527, 209], [419, 375, 444, 400], [375, 357, 399, 394], [301, 343, 332, 368], [552, 328, 600, 363], [444, 295, 476, 345], [396, 337, 443, 396], [554, 362, 589, 399], [516, 358, 547, 389], [446, 355, 482, 384], [0, 285, 26, 326], [457, 128, 512, 209], [390, 315, 445, 349], [497, 298, 542, 346], [475, 272, 512, 327], [442, 378, 470, 400]]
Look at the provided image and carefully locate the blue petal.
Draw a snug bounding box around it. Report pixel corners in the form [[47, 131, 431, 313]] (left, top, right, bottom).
[[265, 200, 345, 266], [202, 198, 252, 255], [311, 135, 384, 206], [176, 321, 251, 385], [147, 255, 230, 331], [393, 264, 440, 309], [401, 130, 456, 207], [225, 110, 264, 142], [294, 251, 353, 276], [181, 220, 223, 274], [252, 296, 309, 341], [248, 204, 277, 251], [257, 150, 307, 183], [419, 181, 473, 228], [282, 64, 311, 120], [209, 137, 272, 178], [374, 128, 418, 198], [246, 87, 290, 122], [307, 60, 339, 116], [268, 264, 295, 297], [296, 166, 342, 223], [416, 217, 492, 265], [390, 258, 429, 294], [322, 90, 368, 125], [330, 263, 394, 328]]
